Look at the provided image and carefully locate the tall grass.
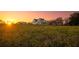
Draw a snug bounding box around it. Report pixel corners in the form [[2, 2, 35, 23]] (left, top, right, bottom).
[[0, 24, 79, 47]]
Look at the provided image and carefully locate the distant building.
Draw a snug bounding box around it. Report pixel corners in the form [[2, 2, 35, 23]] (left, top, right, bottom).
[[32, 18, 47, 25], [63, 19, 70, 25]]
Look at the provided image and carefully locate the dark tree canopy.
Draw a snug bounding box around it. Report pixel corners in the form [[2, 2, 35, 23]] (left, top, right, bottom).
[[69, 12, 79, 25], [0, 20, 3, 23], [16, 22, 27, 25]]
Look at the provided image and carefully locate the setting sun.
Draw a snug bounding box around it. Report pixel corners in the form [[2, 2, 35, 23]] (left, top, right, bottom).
[[7, 22, 12, 26], [4, 18, 17, 25]]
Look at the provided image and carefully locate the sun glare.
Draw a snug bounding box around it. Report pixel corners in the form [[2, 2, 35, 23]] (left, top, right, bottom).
[[4, 18, 17, 25], [7, 22, 12, 25]]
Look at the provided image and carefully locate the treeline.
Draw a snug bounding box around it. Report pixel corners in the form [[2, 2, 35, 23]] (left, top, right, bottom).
[[0, 12, 79, 26], [32, 12, 79, 26]]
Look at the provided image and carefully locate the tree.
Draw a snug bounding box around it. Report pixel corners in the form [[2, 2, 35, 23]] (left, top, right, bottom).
[[16, 22, 27, 25], [49, 17, 63, 26], [69, 12, 79, 25], [0, 20, 3, 23], [0, 19, 5, 25]]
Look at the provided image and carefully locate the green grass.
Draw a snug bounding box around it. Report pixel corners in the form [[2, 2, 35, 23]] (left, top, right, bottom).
[[0, 24, 79, 47]]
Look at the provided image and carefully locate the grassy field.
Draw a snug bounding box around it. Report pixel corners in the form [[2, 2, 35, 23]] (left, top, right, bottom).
[[0, 24, 79, 47]]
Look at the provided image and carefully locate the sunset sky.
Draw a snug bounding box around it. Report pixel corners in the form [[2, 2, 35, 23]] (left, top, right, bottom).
[[0, 11, 75, 23]]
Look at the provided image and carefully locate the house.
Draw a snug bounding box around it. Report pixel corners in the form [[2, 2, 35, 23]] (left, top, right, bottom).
[[32, 18, 47, 25], [63, 19, 70, 25]]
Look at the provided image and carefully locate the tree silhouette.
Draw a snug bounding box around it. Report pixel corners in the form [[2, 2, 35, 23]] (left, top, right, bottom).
[[49, 17, 63, 26], [0, 20, 3, 23], [69, 12, 79, 25], [0, 19, 5, 25], [16, 22, 27, 24]]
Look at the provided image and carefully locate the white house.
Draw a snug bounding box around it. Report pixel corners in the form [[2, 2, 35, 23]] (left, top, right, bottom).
[[32, 18, 47, 25], [63, 18, 70, 25]]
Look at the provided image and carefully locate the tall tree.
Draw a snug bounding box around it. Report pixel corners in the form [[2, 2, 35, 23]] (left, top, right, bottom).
[[69, 12, 79, 25]]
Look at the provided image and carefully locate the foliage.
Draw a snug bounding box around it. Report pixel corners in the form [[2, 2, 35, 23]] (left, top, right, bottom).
[[69, 12, 79, 25]]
